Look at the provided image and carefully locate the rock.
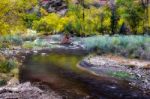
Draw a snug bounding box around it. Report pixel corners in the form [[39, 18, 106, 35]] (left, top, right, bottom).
[[21, 56, 26, 60], [57, 9, 67, 15], [136, 74, 142, 78], [33, 50, 38, 54], [25, 50, 30, 54], [127, 64, 136, 68], [41, 53, 46, 56], [7, 77, 19, 86], [143, 79, 149, 83], [40, 0, 67, 15], [142, 64, 150, 69], [0, 82, 62, 99]]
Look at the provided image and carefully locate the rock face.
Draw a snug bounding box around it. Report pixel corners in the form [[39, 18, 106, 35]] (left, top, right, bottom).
[[40, 0, 67, 15], [0, 82, 62, 99]]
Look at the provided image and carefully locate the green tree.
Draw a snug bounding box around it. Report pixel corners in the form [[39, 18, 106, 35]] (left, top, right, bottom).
[[116, 0, 145, 34], [0, 0, 37, 35]]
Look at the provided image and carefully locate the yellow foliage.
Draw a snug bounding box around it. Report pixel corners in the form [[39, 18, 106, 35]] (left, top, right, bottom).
[[33, 13, 64, 33], [137, 27, 143, 33], [33, 3, 112, 35], [40, 8, 48, 16], [103, 18, 111, 27], [0, 0, 37, 35]]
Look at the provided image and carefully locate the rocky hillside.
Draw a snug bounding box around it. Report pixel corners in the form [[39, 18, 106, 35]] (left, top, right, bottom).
[[40, 0, 67, 15]]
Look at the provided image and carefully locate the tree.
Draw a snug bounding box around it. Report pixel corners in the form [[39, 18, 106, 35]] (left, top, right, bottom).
[[0, 0, 37, 35], [140, 0, 149, 33], [116, 0, 145, 34], [110, 0, 117, 34]]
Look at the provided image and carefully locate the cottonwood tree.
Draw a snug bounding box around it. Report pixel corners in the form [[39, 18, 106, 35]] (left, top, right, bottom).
[[116, 0, 145, 34], [0, 0, 37, 35]]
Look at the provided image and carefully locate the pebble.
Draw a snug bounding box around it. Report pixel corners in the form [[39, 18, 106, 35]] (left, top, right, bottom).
[[33, 50, 38, 54], [41, 53, 46, 56]]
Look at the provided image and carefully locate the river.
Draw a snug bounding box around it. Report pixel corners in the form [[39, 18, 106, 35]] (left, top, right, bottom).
[[19, 51, 149, 99]]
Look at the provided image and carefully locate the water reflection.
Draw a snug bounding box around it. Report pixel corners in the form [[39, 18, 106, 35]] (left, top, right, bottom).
[[20, 52, 148, 99]]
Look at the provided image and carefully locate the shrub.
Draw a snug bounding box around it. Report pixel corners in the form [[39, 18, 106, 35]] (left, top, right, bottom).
[[0, 55, 17, 73], [0, 79, 6, 86], [81, 35, 150, 59], [116, 0, 145, 34], [23, 13, 39, 28], [22, 29, 37, 41], [22, 41, 34, 49], [0, 35, 23, 46], [33, 13, 62, 34], [108, 71, 132, 79]]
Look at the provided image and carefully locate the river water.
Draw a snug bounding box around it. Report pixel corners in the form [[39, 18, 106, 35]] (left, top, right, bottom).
[[19, 52, 149, 99]]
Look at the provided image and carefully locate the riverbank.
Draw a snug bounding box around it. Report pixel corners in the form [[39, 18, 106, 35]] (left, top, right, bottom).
[[80, 54, 150, 94], [0, 34, 149, 98], [0, 47, 150, 98], [0, 82, 62, 99], [0, 47, 87, 99]]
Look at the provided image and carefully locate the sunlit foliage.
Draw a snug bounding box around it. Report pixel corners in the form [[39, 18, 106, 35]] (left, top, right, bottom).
[[33, 1, 111, 36], [0, 0, 37, 34], [0, 0, 149, 35], [116, 0, 145, 34]]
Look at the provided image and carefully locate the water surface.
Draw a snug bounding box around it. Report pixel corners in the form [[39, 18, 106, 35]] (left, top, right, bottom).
[[20, 52, 148, 99]]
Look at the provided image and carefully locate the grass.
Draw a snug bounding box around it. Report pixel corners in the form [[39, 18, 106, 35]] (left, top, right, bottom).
[[21, 34, 150, 60], [0, 54, 19, 86], [108, 71, 132, 79], [1, 33, 149, 60], [0, 35, 23, 46], [0, 54, 18, 73], [0, 59, 17, 73]]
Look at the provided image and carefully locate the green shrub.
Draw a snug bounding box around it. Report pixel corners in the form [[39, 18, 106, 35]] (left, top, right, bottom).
[[81, 35, 150, 59], [33, 13, 62, 34], [22, 41, 34, 49], [0, 79, 6, 86], [0, 59, 17, 73], [23, 13, 40, 28], [0, 35, 23, 46], [108, 71, 132, 79], [116, 0, 145, 34]]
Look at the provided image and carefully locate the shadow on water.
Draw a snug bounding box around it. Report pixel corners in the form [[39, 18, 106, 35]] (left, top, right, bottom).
[[20, 52, 149, 99]]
